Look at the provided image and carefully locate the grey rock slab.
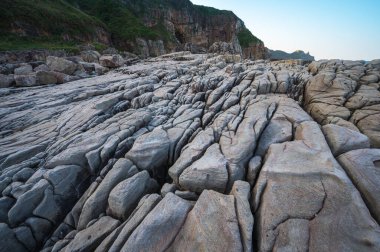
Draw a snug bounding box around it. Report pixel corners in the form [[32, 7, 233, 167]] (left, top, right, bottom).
[[43, 165, 88, 199], [169, 128, 215, 184], [272, 219, 310, 252], [12, 167, 35, 182], [322, 124, 370, 156], [63, 216, 120, 252], [25, 216, 53, 245], [121, 193, 192, 252], [255, 117, 293, 157], [160, 183, 177, 197], [246, 156, 262, 187], [8, 179, 49, 226], [14, 226, 36, 251], [108, 170, 159, 220], [107, 194, 162, 252], [168, 190, 243, 252], [125, 128, 170, 174], [0, 74, 14, 88], [338, 149, 380, 223], [253, 121, 380, 251], [33, 186, 62, 224], [14, 64, 33, 75], [230, 181, 254, 252], [175, 190, 198, 201], [77, 158, 138, 230], [0, 196, 14, 223], [179, 143, 228, 194], [0, 223, 28, 252]]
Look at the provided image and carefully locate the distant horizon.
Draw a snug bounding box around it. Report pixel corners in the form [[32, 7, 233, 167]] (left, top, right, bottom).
[[191, 0, 380, 61]]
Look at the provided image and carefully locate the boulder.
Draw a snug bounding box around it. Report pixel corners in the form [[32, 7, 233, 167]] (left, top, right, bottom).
[[0, 74, 14, 88], [14, 74, 36, 87], [81, 50, 101, 63], [33, 64, 50, 72], [46, 56, 77, 75], [99, 55, 125, 68], [14, 64, 33, 75], [94, 63, 109, 75], [36, 71, 58, 85]]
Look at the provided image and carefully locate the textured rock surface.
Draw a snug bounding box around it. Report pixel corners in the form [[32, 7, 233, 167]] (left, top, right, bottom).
[[0, 53, 379, 251]]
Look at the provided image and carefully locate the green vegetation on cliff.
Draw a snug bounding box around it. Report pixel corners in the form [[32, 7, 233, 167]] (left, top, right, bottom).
[[71, 0, 172, 41], [0, 0, 262, 52], [237, 27, 262, 48]]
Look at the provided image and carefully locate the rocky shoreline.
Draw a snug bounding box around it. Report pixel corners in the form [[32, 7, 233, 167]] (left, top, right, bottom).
[[0, 48, 139, 88], [0, 52, 379, 251]]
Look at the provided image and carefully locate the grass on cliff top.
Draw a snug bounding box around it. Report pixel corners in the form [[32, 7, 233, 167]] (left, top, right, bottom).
[[238, 27, 262, 48], [0, 0, 105, 37], [0, 35, 108, 53], [193, 5, 235, 16], [72, 0, 173, 42]]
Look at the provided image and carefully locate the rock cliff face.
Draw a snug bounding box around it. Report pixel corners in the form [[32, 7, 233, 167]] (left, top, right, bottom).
[[0, 0, 266, 59], [0, 52, 380, 251], [98, 0, 266, 59]]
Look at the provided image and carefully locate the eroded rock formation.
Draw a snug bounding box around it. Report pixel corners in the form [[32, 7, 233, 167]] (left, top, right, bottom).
[[0, 52, 379, 251]]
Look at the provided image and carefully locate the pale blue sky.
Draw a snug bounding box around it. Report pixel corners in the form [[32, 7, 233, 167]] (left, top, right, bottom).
[[191, 0, 380, 60]]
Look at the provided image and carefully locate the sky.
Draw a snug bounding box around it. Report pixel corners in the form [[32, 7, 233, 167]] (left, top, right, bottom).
[[191, 0, 380, 60]]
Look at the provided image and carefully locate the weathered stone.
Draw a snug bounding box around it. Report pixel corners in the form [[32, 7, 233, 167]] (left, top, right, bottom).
[[107, 194, 162, 252], [253, 121, 380, 251], [81, 50, 101, 63], [36, 70, 58, 85], [108, 171, 159, 220], [99, 55, 125, 68], [338, 149, 380, 223], [168, 190, 242, 251], [0, 223, 28, 252], [0, 74, 14, 88], [121, 193, 192, 251], [125, 128, 170, 176], [64, 216, 120, 252], [14, 64, 33, 75], [25, 217, 53, 245], [8, 179, 49, 226], [77, 159, 138, 230], [230, 181, 254, 252], [0, 197, 14, 223], [179, 143, 228, 193], [160, 183, 177, 197], [15, 74, 37, 87], [246, 156, 261, 187], [46, 56, 77, 75], [14, 226, 36, 251], [322, 124, 370, 156]]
